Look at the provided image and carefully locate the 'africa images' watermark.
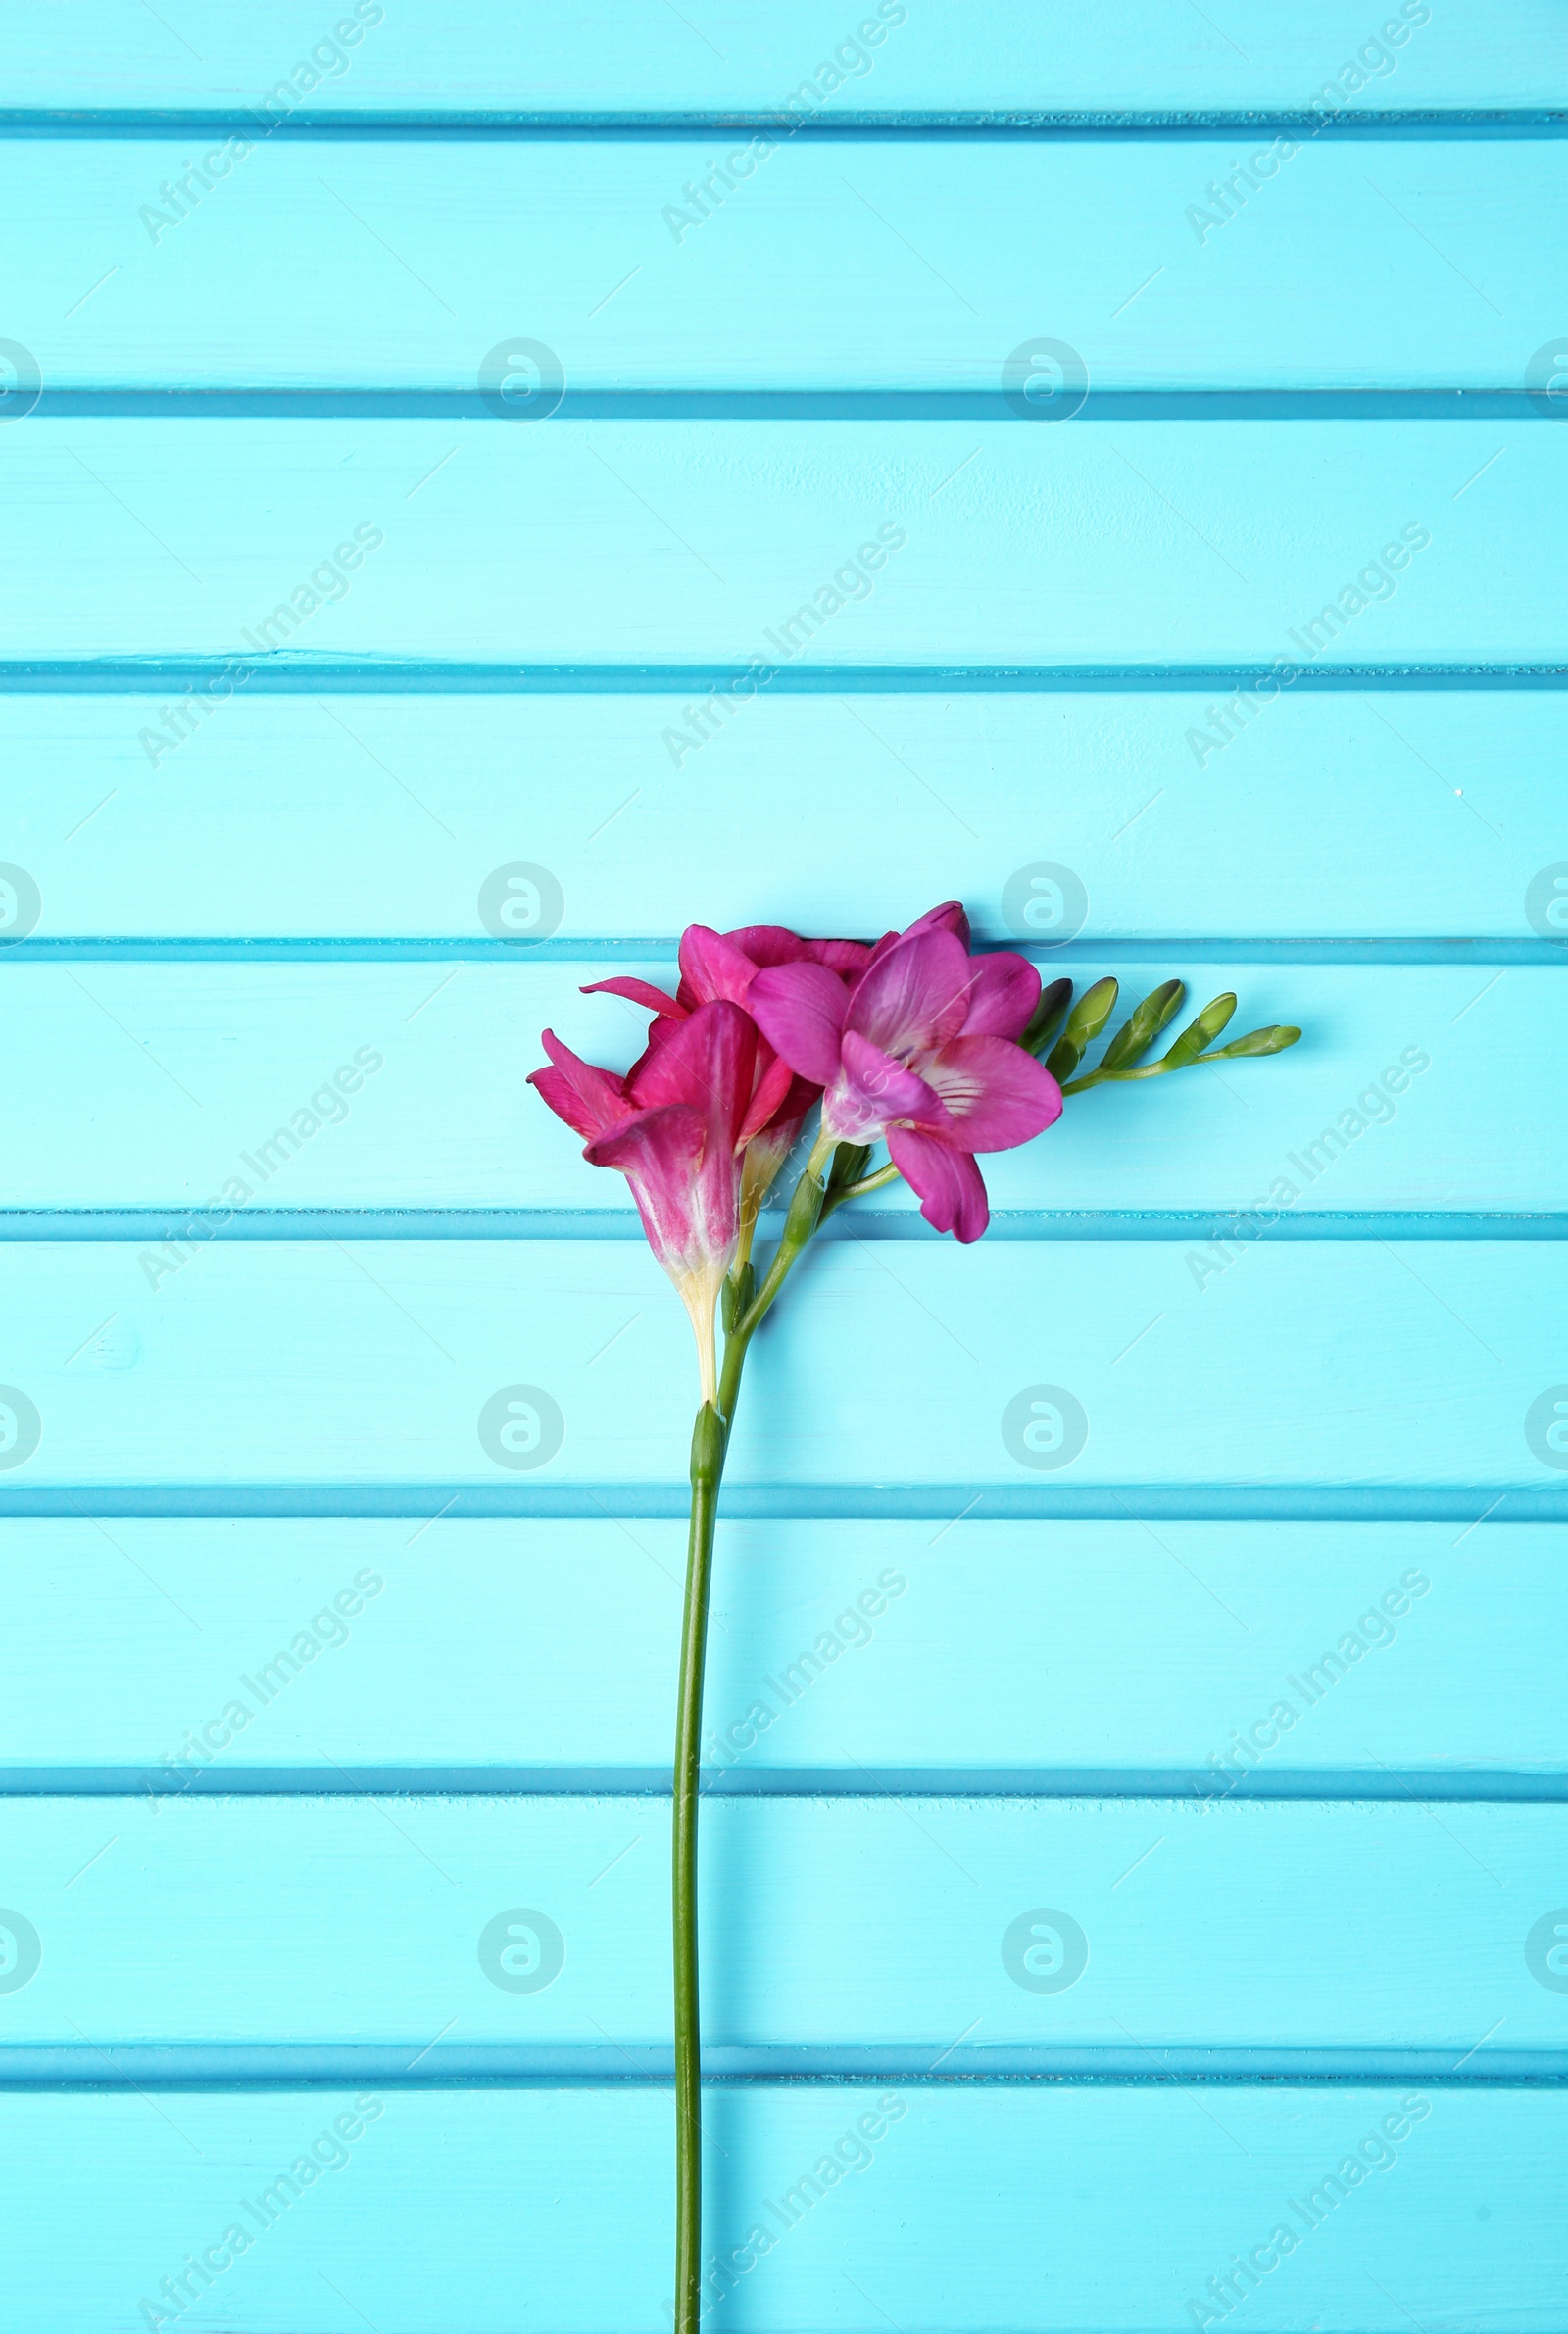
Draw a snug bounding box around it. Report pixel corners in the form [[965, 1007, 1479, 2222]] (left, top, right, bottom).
[[661, 3, 909, 245], [701, 1565, 907, 1773], [145, 1562, 386, 1808], [1184, 1, 1433, 246], [137, 523, 386, 769], [136, 3, 386, 244], [137, 2096, 385, 2329], [671, 2093, 908, 2327], [1185, 523, 1432, 769], [661, 521, 907, 767], [1183, 2095, 1432, 2328], [1190, 1563, 1431, 1802], [1187, 1045, 1431, 1289], [137, 1043, 385, 1288]]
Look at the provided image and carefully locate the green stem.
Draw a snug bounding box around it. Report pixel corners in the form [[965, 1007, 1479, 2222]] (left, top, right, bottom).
[[822, 1158, 902, 1215], [671, 1138, 838, 2326], [1059, 1061, 1177, 1095], [729, 1135, 834, 1354], [673, 1399, 724, 2334]]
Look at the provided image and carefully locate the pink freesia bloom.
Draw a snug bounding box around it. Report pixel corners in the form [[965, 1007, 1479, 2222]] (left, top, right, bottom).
[[527, 999, 762, 1398], [748, 900, 1061, 1242], [581, 922, 873, 1253]]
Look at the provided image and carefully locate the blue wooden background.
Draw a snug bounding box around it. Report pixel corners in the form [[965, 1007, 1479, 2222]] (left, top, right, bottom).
[[1, 4, 1565, 2326]]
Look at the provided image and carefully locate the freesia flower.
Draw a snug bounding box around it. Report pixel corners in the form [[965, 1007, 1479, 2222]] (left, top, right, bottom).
[[581, 921, 872, 1263], [525, 893, 1303, 2333], [527, 998, 760, 1400], [748, 899, 1061, 1241]]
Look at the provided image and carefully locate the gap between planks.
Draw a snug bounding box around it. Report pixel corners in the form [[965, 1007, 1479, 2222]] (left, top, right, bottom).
[[0, 2045, 1562, 2090], [3, 113, 1565, 136], [0, 1766, 1559, 1803], [2, 1487, 1564, 1522], [3, 1210, 1566, 1244]]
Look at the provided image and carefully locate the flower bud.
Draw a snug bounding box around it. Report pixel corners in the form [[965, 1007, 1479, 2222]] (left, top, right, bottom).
[[1101, 979, 1186, 1072], [1021, 977, 1072, 1059], [1160, 991, 1237, 1069], [1047, 976, 1118, 1082], [1212, 1024, 1301, 1058]]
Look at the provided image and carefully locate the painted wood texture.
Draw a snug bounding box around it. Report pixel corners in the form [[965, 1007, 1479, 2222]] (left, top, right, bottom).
[[0, 963, 1542, 1212], [5, 15, 1563, 2328], [0, 1240, 1556, 1489], [0, 1794, 1558, 2052], [0, 1520, 1553, 1787], [12, 138, 1561, 390], [6, 2, 1561, 118], [0, 2086, 1556, 2334], [9, 692, 1559, 943], [0, 422, 1559, 665]]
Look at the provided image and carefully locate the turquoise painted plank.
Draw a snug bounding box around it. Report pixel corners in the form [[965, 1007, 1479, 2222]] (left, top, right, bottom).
[[0, 1519, 1555, 1787], [11, 138, 1561, 391], [0, 964, 1546, 1212], [6, 1, 1559, 117], [0, 1240, 1556, 1488], [0, 422, 1558, 664], [0, 2085, 1556, 2332], [9, 692, 1559, 943], [0, 1795, 1557, 2050]]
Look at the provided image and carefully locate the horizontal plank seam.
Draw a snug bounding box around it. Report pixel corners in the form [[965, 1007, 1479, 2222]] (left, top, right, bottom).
[[3, 664, 1563, 696], [2, 1488, 1563, 1522], [2, 113, 1563, 137], [3, 1212, 1564, 1244], [0, 2048, 1561, 2090], [3, 940, 1561, 966], [14, 391, 1563, 421], [0, 1769, 1559, 1803]]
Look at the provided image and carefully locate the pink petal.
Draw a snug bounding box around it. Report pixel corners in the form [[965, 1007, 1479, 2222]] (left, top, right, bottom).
[[748, 960, 851, 1086], [839, 1028, 948, 1133], [572, 1003, 754, 1278], [737, 1046, 798, 1150], [917, 1035, 1062, 1152], [584, 1102, 711, 1269], [722, 923, 808, 968], [527, 1030, 633, 1142], [962, 953, 1041, 1040], [580, 975, 684, 1018], [677, 924, 760, 1008], [630, 999, 757, 1154], [742, 1068, 820, 1154], [861, 901, 971, 976], [804, 936, 874, 975], [625, 1012, 685, 1086], [583, 1101, 703, 1177], [846, 928, 972, 1054], [886, 1126, 990, 1241], [906, 900, 972, 948], [739, 1115, 806, 1207], [769, 1070, 821, 1132]]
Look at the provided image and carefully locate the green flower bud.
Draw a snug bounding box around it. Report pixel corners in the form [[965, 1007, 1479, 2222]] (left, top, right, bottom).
[[827, 1143, 871, 1194], [1047, 975, 1118, 1083], [1100, 979, 1186, 1072], [690, 1401, 726, 1486], [1211, 1024, 1302, 1058], [783, 1165, 827, 1246], [1021, 977, 1073, 1059], [1160, 991, 1237, 1070]]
